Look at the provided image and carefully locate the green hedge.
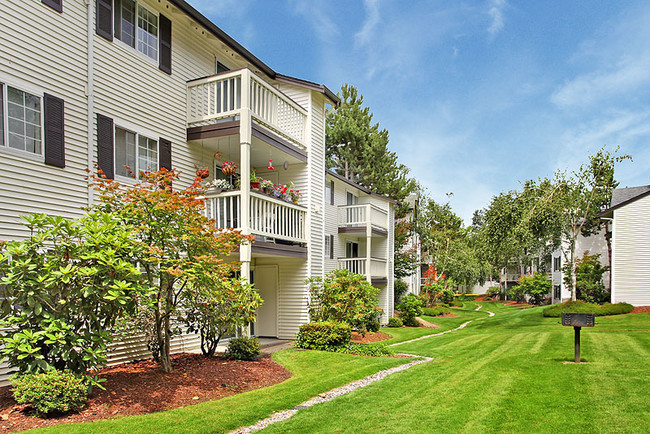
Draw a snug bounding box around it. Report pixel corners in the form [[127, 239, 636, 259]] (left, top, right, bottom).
[[388, 318, 403, 328], [333, 343, 394, 357], [296, 322, 352, 350], [542, 301, 634, 317], [422, 306, 450, 317], [225, 337, 261, 360]]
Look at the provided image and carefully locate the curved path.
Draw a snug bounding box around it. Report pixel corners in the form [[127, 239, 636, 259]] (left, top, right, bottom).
[[231, 302, 496, 433]]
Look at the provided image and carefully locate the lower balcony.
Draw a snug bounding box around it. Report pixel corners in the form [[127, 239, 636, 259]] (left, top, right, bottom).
[[338, 257, 388, 286], [204, 190, 307, 252]]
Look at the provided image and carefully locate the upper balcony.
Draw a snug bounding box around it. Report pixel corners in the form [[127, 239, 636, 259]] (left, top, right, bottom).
[[187, 69, 308, 150], [338, 257, 388, 286], [338, 204, 389, 237]]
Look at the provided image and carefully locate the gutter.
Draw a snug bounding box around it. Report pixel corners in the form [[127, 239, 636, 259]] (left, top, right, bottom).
[[86, 0, 94, 206]]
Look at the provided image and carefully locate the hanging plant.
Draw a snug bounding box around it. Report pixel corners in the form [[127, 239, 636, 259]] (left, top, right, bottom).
[[196, 168, 209, 179], [221, 161, 238, 176]]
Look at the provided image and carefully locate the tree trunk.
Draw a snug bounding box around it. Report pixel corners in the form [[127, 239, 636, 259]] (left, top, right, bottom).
[[160, 313, 172, 372], [570, 243, 577, 302], [605, 223, 613, 293]]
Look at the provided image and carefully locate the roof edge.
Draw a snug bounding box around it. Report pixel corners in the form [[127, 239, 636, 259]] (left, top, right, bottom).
[[326, 170, 398, 204], [598, 187, 650, 218], [276, 74, 340, 105]]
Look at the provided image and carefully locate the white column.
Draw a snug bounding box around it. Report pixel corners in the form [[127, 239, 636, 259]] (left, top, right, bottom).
[[366, 205, 372, 283], [239, 69, 252, 282]]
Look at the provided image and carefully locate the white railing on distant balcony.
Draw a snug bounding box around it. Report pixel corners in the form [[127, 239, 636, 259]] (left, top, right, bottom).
[[338, 204, 388, 232], [187, 69, 307, 148], [204, 190, 306, 244], [338, 258, 366, 275], [337, 257, 387, 278]]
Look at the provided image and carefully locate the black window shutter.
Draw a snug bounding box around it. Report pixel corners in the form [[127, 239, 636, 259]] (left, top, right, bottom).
[[329, 235, 334, 259], [96, 0, 113, 41], [159, 14, 172, 74], [330, 180, 335, 205], [43, 94, 65, 168], [97, 114, 114, 179], [159, 138, 172, 171], [42, 0, 63, 13]]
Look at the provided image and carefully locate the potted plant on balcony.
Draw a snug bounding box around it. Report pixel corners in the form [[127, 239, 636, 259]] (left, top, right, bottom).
[[221, 161, 238, 176], [260, 179, 274, 194], [272, 183, 285, 199], [208, 178, 232, 193], [288, 189, 302, 204], [250, 170, 261, 190]]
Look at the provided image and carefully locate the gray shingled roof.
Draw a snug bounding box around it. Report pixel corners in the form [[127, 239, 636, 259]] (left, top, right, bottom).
[[611, 185, 650, 208]]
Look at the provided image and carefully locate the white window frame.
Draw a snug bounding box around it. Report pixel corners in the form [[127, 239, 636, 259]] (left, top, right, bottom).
[[112, 0, 159, 64], [113, 123, 159, 181], [346, 190, 359, 205], [0, 81, 45, 160]]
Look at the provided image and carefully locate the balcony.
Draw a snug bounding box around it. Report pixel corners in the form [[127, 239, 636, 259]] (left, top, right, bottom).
[[338, 204, 389, 237], [338, 257, 388, 286], [187, 69, 308, 149], [204, 190, 307, 245]]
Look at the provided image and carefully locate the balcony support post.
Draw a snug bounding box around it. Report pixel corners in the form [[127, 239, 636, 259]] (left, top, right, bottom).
[[239, 69, 252, 283], [366, 205, 372, 283]]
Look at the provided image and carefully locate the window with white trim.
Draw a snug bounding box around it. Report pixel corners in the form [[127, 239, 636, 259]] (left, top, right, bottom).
[[114, 0, 158, 61], [0, 83, 42, 155], [114, 125, 157, 178]]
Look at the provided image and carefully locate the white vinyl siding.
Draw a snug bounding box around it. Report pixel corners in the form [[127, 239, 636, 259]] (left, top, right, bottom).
[[611, 194, 650, 306]]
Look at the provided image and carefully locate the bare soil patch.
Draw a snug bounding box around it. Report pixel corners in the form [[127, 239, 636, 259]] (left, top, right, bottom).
[[415, 317, 441, 328], [351, 331, 392, 343], [474, 294, 488, 301], [0, 353, 291, 433], [631, 306, 650, 314]]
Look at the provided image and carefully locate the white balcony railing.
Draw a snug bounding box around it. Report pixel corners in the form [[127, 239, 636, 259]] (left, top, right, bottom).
[[337, 257, 387, 279], [204, 190, 307, 244], [338, 204, 388, 232], [187, 69, 308, 148]]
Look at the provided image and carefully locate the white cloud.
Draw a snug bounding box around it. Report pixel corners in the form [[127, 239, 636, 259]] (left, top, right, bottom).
[[288, 1, 339, 43], [354, 0, 382, 48], [551, 56, 650, 108], [487, 0, 506, 36]]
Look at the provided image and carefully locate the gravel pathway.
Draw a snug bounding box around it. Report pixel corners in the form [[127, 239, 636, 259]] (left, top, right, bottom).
[[231, 303, 497, 433], [230, 354, 433, 433]]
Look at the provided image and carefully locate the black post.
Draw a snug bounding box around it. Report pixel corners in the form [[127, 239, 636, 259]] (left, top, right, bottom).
[[574, 326, 581, 363]]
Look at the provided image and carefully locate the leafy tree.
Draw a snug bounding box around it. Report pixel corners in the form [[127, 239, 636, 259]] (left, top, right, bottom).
[[182, 277, 262, 356], [0, 213, 144, 375], [527, 147, 630, 301], [306, 269, 383, 331], [90, 168, 251, 372]]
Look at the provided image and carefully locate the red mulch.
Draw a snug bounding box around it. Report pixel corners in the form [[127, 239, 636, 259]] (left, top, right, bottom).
[[631, 306, 650, 313], [474, 294, 488, 301], [503, 301, 535, 307], [0, 353, 291, 433], [350, 331, 392, 343]]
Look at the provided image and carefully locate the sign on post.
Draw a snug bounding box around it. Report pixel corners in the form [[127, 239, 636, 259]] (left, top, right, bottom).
[[561, 312, 595, 363]]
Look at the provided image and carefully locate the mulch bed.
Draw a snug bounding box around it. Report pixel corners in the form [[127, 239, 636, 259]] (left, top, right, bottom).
[[350, 331, 392, 343], [631, 306, 650, 313], [503, 301, 535, 307], [0, 353, 291, 433]]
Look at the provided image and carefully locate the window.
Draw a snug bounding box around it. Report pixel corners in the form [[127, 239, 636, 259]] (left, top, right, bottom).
[[553, 257, 561, 272], [324, 235, 330, 259], [114, 125, 157, 178], [216, 61, 230, 74], [1, 84, 42, 155], [113, 0, 157, 61], [325, 180, 332, 205], [346, 191, 359, 205], [554, 285, 561, 300]]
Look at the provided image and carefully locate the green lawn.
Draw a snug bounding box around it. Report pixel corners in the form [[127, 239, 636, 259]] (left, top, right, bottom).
[[31, 350, 411, 434], [266, 303, 650, 433]]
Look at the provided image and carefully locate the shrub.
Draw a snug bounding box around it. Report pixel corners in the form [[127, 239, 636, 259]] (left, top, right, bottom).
[[0, 213, 145, 375], [365, 319, 381, 333], [516, 273, 552, 305], [183, 278, 262, 356], [394, 279, 409, 303], [296, 322, 352, 350], [12, 371, 90, 416], [334, 343, 394, 357], [388, 317, 403, 328], [486, 286, 502, 300], [225, 337, 261, 360], [422, 306, 450, 317], [306, 269, 382, 332], [563, 253, 610, 303], [397, 293, 423, 327], [440, 288, 455, 305], [542, 301, 634, 317]]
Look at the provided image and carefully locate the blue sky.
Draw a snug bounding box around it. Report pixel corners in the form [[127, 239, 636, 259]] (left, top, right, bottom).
[[187, 0, 650, 223]]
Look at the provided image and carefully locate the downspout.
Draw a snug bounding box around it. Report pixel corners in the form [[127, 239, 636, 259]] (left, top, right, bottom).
[[86, 0, 95, 206]]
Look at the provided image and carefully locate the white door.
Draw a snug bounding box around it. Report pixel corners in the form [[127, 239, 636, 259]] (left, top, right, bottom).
[[255, 265, 278, 337]]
